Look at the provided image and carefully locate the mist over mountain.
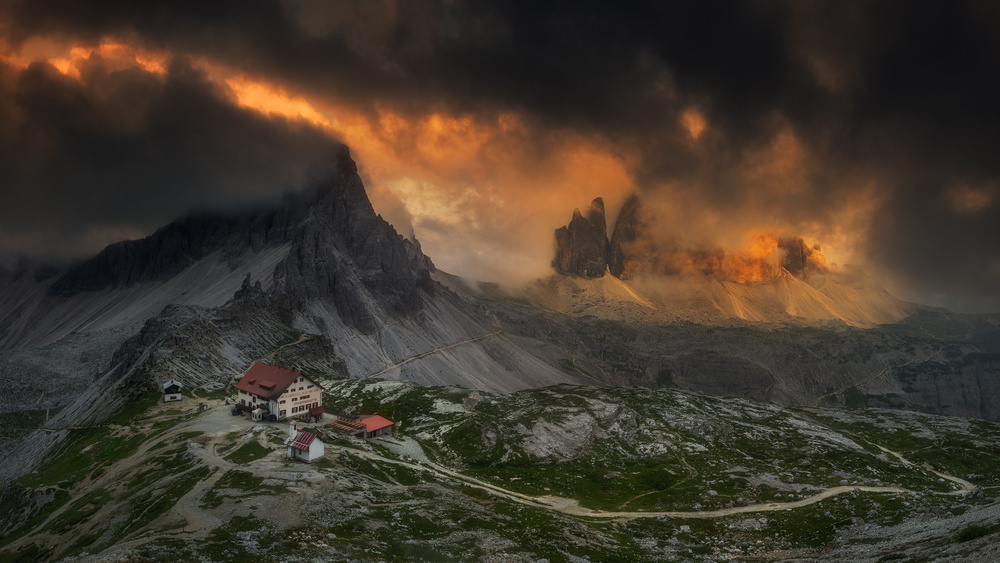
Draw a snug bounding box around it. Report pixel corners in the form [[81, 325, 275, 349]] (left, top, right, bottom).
[[0, 146, 998, 562], [1, 146, 998, 427]]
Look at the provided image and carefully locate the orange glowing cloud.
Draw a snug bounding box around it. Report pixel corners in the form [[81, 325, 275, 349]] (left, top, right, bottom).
[[202, 64, 639, 282], [1, 38, 169, 79], [0, 35, 869, 287], [225, 76, 331, 128], [681, 108, 706, 140]]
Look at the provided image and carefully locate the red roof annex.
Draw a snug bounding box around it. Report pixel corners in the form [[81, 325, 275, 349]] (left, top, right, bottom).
[[330, 414, 394, 435], [236, 363, 304, 401], [360, 415, 394, 433]]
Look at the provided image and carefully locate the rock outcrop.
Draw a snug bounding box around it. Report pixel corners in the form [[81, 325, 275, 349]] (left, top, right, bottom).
[[778, 237, 826, 279], [270, 146, 434, 333], [553, 198, 610, 278], [608, 194, 644, 279]]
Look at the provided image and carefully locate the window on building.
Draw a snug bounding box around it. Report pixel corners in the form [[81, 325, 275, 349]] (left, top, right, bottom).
[[280, 410, 286, 416]]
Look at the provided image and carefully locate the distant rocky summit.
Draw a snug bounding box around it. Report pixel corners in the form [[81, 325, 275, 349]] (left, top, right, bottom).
[[608, 194, 644, 279], [553, 197, 610, 278], [552, 194, 647, 280]]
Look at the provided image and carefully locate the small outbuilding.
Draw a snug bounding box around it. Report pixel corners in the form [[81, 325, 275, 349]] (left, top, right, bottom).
[[330, 414, 394, 439], [307, 406, 326, 422], [163, 379, 182, 402], [285, 421, 324, 463]]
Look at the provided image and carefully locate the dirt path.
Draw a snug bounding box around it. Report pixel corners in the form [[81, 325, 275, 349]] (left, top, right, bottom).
[[365, 331, 502, 378], [265, 333, 312, 359], [360, 437, 969, 521], [811, 349, 942, 407], [871, 442, 976, 493], [7, 399, 253, 557]]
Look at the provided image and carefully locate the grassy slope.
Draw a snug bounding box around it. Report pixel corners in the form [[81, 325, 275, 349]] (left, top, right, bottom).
[[2, 381, 999, 562]]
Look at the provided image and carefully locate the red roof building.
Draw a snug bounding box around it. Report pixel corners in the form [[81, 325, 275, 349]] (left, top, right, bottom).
[[289, 430, 317, 451], [331, 414, 394, 439], [235, 362, 323, 419], [285, 428, 324, 463]]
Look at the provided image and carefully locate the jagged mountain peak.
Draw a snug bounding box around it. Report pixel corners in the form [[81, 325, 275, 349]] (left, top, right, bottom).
[[609, 194, 644, 279], [41, 144, 434, 334], [553, 197, 610, 278]]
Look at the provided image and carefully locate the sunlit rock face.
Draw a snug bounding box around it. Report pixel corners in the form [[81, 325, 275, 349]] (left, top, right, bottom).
[[553, 197, 609, 278]]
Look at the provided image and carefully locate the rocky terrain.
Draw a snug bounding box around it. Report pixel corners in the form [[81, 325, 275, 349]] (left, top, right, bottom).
[[1, 378, 999, 562], [0, 145, 998, 561], [447, 280, 1000, 422], [0, 145, 579, 420]]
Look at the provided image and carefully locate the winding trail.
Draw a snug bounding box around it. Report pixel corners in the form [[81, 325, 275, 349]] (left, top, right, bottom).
[[265, 333, 312, 359], [871, 442, 976, 493], [811, 349, 943, 407], [365, 331, 501, 378], [360, 436, 969, 522]]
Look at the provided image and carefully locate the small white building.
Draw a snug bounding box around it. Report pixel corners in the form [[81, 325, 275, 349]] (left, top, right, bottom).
[[285, 421, 324, 463], [163, 379, 182, 402], [235, 362, 323, 419]]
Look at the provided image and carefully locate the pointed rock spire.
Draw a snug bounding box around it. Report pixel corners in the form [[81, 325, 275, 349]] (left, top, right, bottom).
[[553, 197, 609, 278], [609, 194, 644, 279]]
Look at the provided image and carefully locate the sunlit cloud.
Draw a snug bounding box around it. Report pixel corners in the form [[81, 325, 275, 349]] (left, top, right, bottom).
[[2, 1, 998, 312], [681, 108, 706, 140], [1, 38, 169, 79], [226, 76, 331, 128]]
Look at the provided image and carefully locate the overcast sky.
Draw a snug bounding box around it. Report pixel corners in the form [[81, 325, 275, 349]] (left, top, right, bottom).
[[0, 0, 998, 312]]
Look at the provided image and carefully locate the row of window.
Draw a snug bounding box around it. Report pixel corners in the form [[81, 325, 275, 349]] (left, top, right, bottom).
[[240, 397, 318, 416], [288, 402, 319, 415], [279, 393, 316, 405]]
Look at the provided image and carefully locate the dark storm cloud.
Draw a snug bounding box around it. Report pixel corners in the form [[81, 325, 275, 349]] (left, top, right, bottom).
[[2, 0, 999, 310], [0, 1, 793, 131], [0, 54, 343, 258]]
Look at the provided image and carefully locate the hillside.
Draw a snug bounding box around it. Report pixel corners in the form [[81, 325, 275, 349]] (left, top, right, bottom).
[[2, 381, 999, 561], [0, 146, 578, 423], [520, 264, 912, 329], [444, 275, 1000, 422]]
